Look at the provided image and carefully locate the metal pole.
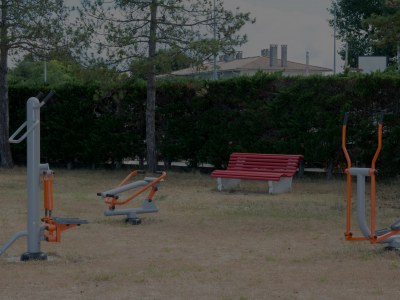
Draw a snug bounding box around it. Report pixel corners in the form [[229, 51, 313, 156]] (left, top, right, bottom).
[[397, 41, 400, 70], [333, 4, 337, 75], [44, 61, 47, 83], [21, 97, 47, 261], [212, 0, 217, 80]]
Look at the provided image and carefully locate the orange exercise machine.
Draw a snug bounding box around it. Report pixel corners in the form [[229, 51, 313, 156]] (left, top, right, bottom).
[[97, 170, 166, 224], [41, 169, 88, 243], [342, 112, 400, 249]]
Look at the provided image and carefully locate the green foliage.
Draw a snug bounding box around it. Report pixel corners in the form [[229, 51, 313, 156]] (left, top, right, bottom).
[[8, 60, 74, 86], [130, 48, 193, 80], [0, 0, 89, 168], [328, 0, 388, 67], [365, 0, 400, 60], [78, 0, 254, 66], [8, 73, 400, 176]]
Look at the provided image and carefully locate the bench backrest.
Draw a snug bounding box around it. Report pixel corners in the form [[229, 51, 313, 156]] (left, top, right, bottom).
[[227, 153, 303, 176]]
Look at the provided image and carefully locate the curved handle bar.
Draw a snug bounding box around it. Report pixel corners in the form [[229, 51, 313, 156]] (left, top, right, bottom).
[[39, 90, 55, 107], [9, 121, 39, 144], [371, 115, 383, 169], [343, 112, 349, 125], [342, 112, 351, 168], [378, 112, 384, 124], [104, 171, 167, 207]]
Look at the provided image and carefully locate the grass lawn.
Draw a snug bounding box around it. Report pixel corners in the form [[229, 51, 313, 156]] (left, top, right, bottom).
[[1, 167, 400, 299]]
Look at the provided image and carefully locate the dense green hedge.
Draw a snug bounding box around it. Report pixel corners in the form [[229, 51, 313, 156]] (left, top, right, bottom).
[[8, 72, 400, 175]]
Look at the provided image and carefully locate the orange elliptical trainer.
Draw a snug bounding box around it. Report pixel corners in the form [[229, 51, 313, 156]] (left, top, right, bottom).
[[342, 112, 400, 250]]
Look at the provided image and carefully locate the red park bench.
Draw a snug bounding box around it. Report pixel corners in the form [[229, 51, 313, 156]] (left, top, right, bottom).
[[210, 153, 304, 194]]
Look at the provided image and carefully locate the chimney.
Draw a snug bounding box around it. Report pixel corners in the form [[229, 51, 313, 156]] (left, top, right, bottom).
[[269, 44, 278, 67], [281, 45, 287, 67], [306, 51, 310, 75], [236, 51, 243, 60], [261, 49, 270, 57], [224, 53, 235, 62]]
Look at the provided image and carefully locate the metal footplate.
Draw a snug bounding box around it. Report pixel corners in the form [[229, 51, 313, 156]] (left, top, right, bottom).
[[104, 199, 159, 225], [374, 219, 400, 250], [52, 217, 89, 225], [42, 217, 88, 242]]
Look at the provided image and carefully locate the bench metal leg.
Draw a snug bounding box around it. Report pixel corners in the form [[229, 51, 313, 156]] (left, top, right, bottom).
[[268, 177, 293, 194]]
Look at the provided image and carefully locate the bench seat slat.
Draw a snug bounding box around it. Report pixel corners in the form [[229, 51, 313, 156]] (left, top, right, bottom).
[[210, 170, 283, 181], [228, 164, 298, 170], [223, 170, 296, 177], [229, 161, 298, 167]]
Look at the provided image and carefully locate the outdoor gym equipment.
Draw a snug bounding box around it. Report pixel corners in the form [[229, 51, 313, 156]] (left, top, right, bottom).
[[97, 170, 166, 224], [0, 92, 88, 261], [342, 112, 400, 250]]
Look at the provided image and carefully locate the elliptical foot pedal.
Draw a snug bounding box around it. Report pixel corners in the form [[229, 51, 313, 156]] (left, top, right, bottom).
[[375, 227, 391, 236], [384, 246, 400, 251], [390, 219, 400, 231], [125, 217, 141, 225]]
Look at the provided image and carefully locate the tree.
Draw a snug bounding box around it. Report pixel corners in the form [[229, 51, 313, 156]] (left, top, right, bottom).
[[129, 48, 193, 80], [328, 0, 386, 68], [8, 57, 74, 86], [0, 0, 75, 168], [366, 0, 400, 67], [9, 52, 127, 86], [78, 0, 254, 172]]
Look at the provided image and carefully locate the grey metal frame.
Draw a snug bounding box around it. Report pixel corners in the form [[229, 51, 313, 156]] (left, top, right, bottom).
[[1, 92, 54, 260], [99, 177, 162, 224]]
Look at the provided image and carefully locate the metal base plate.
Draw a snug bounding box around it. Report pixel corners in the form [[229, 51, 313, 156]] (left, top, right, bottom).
[[20, 251, 47, 261], [125, 217, 142, 225]]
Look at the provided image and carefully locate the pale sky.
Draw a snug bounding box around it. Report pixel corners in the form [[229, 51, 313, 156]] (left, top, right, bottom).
[[64, 0, 342, 72], [223, 0, 343, 72]]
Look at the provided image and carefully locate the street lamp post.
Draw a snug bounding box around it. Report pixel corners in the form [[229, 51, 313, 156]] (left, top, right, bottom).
[[212, 0, 217, 80]]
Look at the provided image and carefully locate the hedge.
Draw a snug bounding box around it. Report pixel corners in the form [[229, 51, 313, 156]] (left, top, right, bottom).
[[8, 72, 400, 175]]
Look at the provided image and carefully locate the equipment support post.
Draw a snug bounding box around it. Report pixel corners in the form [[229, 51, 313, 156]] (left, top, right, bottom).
[[21, 97, 47, 261]]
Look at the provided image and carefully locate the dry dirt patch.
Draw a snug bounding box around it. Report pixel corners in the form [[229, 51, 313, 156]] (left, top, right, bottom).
[[1, 168, 400, 299]]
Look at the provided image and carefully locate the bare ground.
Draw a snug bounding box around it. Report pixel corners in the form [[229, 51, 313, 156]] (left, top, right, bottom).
[[1, 168, 400, 299]]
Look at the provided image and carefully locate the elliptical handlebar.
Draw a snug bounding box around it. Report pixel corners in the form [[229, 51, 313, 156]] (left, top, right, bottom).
[[378, 112, 384, 124], [9, 91, 55, 144], [39, 90, 55, 107], [342, 112, 384, 170], [343, 112, 349, 125], [342, 112, 351, 169], [371, 113, 383, 170]]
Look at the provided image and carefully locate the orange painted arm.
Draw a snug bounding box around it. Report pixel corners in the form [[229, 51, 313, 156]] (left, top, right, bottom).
[[119, 170, 138, 187], [105, 172, 167, 208], [43, 171, 54, 216], [341, 113, 352, 169]]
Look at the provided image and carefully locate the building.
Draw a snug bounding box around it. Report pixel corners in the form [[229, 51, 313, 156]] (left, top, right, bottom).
[[168, 44, 332, 79]]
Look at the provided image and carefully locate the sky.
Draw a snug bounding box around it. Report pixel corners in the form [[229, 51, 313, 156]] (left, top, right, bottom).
[[223, 0, 343, 72], [52, 0, 342, 72]]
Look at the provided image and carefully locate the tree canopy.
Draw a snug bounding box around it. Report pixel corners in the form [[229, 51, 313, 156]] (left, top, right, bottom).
[[366, 0, 400, 67], [78, 0, 254, 172], [0, 0, 78, 168], [328, 0, 387, 68]]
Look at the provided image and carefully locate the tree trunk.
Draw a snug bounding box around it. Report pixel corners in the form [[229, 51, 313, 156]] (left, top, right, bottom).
[[145, 0, 158, 173], [0, 5, 13, 168], [397, 40, 400, 70]]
